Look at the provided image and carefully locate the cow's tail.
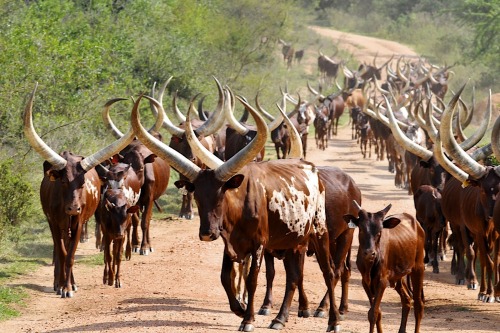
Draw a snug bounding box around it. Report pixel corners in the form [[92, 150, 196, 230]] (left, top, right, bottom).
[[154, 200, 163, 213]]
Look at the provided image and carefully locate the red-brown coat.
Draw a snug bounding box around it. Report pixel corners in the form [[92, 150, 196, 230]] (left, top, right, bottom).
[[343, 204, 425, 333], [40, 153, 102, 297], [100, 188, 139, 288], [118, 138, 170, 254]]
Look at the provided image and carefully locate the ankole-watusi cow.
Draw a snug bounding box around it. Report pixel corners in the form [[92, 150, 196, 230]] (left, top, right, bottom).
[[23, 83, 135, 297], [130, 93, 342, 332]]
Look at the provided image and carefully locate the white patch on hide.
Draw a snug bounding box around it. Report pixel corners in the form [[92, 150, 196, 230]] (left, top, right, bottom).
[[85, 177, 99, 200], [268, 165, 327, 236], [123, 187, 141, 206]]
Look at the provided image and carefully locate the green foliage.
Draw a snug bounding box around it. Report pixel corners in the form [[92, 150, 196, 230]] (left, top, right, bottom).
[[0, 159, 36, 241], [0, 286, 27, 321]]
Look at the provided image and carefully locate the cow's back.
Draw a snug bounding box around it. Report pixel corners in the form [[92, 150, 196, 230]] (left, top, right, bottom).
[[240, 159, 327, 249], [382, 213, 424, 279]]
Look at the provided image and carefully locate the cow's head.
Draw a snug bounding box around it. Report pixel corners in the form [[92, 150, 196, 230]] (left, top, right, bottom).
[[103, 188, 139, 239], [343, 202, 399, 262], [131, 92, 268, 242], [24, 83, 134, 216]]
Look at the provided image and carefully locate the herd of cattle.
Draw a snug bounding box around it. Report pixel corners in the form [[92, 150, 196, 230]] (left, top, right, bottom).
[[22, 49, 500, 333]]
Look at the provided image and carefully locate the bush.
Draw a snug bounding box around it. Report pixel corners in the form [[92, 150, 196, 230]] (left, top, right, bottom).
[[0, 159, 35, 241]]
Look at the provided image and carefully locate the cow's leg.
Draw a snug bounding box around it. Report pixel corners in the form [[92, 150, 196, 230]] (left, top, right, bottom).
[[431, 229, 441, 273], [235, 247, 264, 332], [395, 279, 411, 333], [258, 251, 275, 315], [410, 265, 425, 333], [221, 253, 246, 318], [62, 220, 83, 298], [494, 238, 500, 302], [80, 221, 88, 243], [269, 250, 305, 329], [94, 210, 102, 250], [114, 238, 124, 288], [140, 199, 154, 255], [311, 235, 340, 332], [476, 236, 495, 302], [369, 280, 386, 333], [125, 221, 133, 260], [103, 234, 112, 285], [462, 228, 478, 289], [131, 212, 141, 253]]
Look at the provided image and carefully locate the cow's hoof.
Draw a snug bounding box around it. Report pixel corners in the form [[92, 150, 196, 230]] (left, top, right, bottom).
[[63, 290, 74, 298], [314, 309, 326, 318], [495, 296, 500, 303], [150, 248, 154, 253], [298, 309, 311, 318], [456, 279, 465, 285], [238, 323, 254, 332], [56, 288, 62, 295], [140, 249, 149, 256], [258, 308, 271, 316], [433, 268, 440, 274], [133, 247, 140, 253], [72, 284, 78, 292], [339, 314, 345, 321], [327, 324, 341, 332], [468, 282, 478, 290], [269, 321, 285, 330]]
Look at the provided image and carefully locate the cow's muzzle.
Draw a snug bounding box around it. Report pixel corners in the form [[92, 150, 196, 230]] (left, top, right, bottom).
[[199, 231, 220, 242]]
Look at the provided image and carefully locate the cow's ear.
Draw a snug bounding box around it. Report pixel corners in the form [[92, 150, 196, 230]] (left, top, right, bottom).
[[127, 205, 140, 214], [46, 169, 62, 181], [382, 217, 401, 229], [225, 174, 245, 189], [343, 214, 358, 228], [144, 154, 157, 164], [174, 180, 195, 192]]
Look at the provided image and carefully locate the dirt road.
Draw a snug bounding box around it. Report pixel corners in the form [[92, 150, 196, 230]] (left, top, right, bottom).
[[3, 28, 499, 333]]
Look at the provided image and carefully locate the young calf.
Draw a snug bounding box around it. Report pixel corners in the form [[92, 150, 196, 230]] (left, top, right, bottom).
[[100, 188, 139, 288], [344, 202, 425, 333]]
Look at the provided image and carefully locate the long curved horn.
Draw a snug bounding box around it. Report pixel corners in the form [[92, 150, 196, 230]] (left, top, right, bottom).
[[193, 77, 226, 136], [150, 80, 185, 137], [433, 132, 469, 184], [255, 92, 276, 122], [491, 108, 500, 160], [384, 95, 433, 161], [440, 84, 486, 179], [197, 95, 208, 121], [171, 91, 187, 123], [185, 101, 223, 170], [23, 83, 68, 170], [224, 86, 249, 135], [276, 103, 302, 158], [458, 89, 491, 151], [131, 94, 201, 182], [213, 96, 268, 182], [102, 98, 128, 139], [80, 127, 135, 171]]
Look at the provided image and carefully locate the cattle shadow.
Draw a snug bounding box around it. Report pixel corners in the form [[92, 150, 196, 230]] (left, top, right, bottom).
[[7, 282, 52, 293], [119, 296, 231, 316], [44, 319, 236, 333]]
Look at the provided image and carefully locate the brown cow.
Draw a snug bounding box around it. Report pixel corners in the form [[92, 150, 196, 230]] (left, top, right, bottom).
[[131, 94, 341, 332], [23, 84, 134, 297], [414, 185, 446, 273], [100, 188, 139, 288], [343, 202, 425, 333], [258, 165, 362, 320], [101, 96, 170, 254], [95, 162, 142, 259], [435, 86, 500, 301]]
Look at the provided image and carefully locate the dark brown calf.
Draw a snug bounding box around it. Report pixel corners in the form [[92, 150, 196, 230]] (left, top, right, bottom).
[[414, 185, 446, 273], [100, 188, 139, 288], [344, 202, 425, 333]]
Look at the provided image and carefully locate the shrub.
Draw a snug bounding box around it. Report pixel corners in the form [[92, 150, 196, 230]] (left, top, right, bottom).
[[0, 159, 35, 241]]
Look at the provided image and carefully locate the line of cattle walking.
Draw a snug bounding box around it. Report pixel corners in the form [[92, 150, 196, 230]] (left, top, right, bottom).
[[23, 54, 499, 333]]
